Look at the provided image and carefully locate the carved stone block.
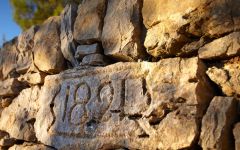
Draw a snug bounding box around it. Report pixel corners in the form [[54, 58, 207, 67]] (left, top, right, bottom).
[[34, 57, 214, 149]]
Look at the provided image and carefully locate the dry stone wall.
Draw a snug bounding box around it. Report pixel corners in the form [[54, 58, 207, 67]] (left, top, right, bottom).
[[0, 0, 240, 149]]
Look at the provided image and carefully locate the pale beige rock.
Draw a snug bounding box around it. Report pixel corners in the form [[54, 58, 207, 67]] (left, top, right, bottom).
[[199, 32, 240, 59], [0, 78, 26, 97], [9, 143, 54, 150], [33, 17, 66, 74], [60, 4, 79, 67], [207, 59, 240, 96], [0, 86, 40, 142], [102, 0, 145, 61], [234, 123, 240, 150], [142, 0, 240, 57], [34, 57, 214, 149], [199, 96, 238, 150], [75, 43, 101, 60], [18, 72, 46, 85], [156, 105, 198, 149], [16, 26, 38, 74], [81, 54, 108, 66], [73, 0, 106, 44]]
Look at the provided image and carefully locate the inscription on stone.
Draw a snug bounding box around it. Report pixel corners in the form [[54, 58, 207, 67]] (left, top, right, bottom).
[[50, 76, 149, 137]]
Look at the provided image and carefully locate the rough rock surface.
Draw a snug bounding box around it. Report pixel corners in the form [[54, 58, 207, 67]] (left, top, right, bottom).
[[207, 58, 240, 96], [102, 0, 145, 61], [60, 3, 79, 67], [199, 96, 238, 150], [1, 0, 240, 149], [82, 54, 108, 66], [0, 86, 40, 142], [0, 38, 19, 80], [199, 32, 240, 59], [33, 17, 66, 74], [234, 123, 240, 150], [73, 0, 106, 44], [34, 57, 213, 149], [142, 0, 240, 58], [75, 43, 101, 60], [0, 78, 26, 97]]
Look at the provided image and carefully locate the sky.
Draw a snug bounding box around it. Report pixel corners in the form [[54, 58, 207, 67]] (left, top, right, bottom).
[[0, 0, 21, 46]]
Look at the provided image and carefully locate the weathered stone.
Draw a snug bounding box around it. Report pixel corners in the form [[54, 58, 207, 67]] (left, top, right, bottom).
[[81, 54, 109, 66], [60, 3, 79, 67], [17, 26, 38, 73], [199, 32, 240, 59], [0, 86, 40, 142], [142, 0, 240, 57], [73, 0, 106, 44], [0, 78, 26, 97], [199, 96, 238, 150], [9, 143, 54, 150], [234, 123, 240, 150], [0, 38, 18, 80], [207, 58, 240, 96], [155, 105, 198, 149], [102, 0, 145, 61], [18, 72, 46, 85], [75, 43, 101, 60], [33, 16, 66, 74], [17, 26, 38, 53], [34, 57, 214, 149]]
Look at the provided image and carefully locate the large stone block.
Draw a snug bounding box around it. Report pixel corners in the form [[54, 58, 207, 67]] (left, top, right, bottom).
[[207, 57, 240, 96], [0, 38, 18, 80], [102, 0, 145, 61], [34, 57, 214, 149], [33, 17, 66, 74], [60, 4, 79, 67], [199, 96, 238, 150], [73, 0, 106, 44], [199, 32, 240, 59], [142, 0, 240, 58], [0, 86, 40, 142]]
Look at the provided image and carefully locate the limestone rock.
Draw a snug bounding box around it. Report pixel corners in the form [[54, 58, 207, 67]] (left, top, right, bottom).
[[199, 32, 240, 59], [207, 58, 240, 96], [75, 43, 101, 60], [0, 38, 18, 80], [0, 78, 26, 97], [18, 72, 46, 85], [142, 0, 240, 57], [199, 96, 238, 150], [33, 17, 66, 74], [9, 143, 54, 150], [60, 3, 79, 67], [102, 0, 145, 61], [81, 54, 109, 66], [155, 105, 198, 149], [0, 86, 40, 142], [73, 0, 106, 44], [17, 26, 38, 74], [234, 123, 240, 150], [34, 57, 214, 149]]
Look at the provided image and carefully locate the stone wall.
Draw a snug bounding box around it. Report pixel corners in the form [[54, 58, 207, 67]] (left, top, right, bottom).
[[0, 0, 240, 149]]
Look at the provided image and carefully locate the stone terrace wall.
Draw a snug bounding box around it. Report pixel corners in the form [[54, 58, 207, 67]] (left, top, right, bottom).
[[0, 0, 240, 149]]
